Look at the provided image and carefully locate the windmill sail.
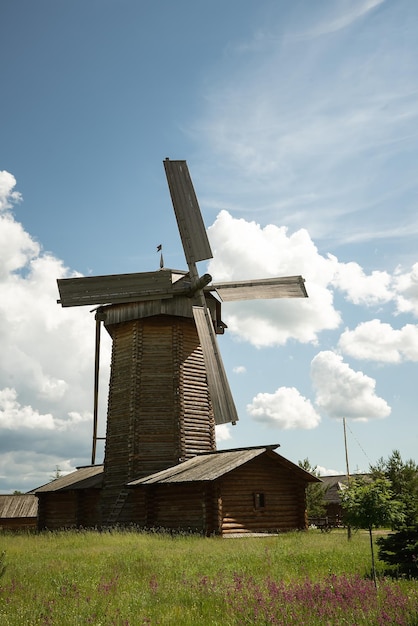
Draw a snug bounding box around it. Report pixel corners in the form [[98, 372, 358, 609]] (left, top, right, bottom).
[[210, 276, 308, 302], [164, 159, 213, 266], [193, 306, 239, 425], [164, 159, 239, 426], [57, 271, 174, 307]]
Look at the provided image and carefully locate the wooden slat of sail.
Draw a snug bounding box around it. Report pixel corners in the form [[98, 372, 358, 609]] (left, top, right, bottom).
[[192, 306, 239, 425], [57, 271, 173, 307], [210, 276, 308, 302], [164, 159, 213, 265]]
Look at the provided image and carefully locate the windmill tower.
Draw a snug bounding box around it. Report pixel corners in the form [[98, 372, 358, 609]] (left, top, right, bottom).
[[57, 159, 308, 524]]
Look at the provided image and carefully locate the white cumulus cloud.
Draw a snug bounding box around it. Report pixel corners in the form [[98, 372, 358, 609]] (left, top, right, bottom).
[[394, 263, 418, 317], [247, 386, 321, 430], [208, 210, 341, 347], [311, 350, 391, 420], [316, 465, 344, 477], [215, 423, 232, 442], [207, 212, 418, 356], [339, 319, 418, 363], [0, 388, 55, 430], [0, 171, 111, 491], [0, 171, 22, 211], [328, 255, 393, 306]]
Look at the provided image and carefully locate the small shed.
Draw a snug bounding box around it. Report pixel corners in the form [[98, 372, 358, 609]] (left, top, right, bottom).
[[319, 474, 369, 523], [35, 465, 103, 530], [0, 494, 38, 531], [128, 445, 319, 535]]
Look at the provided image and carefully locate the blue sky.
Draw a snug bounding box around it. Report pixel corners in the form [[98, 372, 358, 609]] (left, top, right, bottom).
[[1, 0, 418, 492]]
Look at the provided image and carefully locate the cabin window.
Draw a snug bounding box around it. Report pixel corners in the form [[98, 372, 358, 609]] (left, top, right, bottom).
[[253, 492, 266, 509]]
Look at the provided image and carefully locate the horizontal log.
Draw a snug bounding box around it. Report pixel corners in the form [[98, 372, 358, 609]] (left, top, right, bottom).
[[222, 511, 300, 522], [222, 521, 301, 531], [222, 503, 299, 513]]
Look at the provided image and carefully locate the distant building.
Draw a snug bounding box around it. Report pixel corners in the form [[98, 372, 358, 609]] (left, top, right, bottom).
[[35, 465, 103, 530], [0, 494, 38, 531], [318, 474, 369, 523]]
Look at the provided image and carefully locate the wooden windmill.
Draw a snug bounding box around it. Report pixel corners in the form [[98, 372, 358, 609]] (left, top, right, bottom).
[[57, 159, 308, 523]]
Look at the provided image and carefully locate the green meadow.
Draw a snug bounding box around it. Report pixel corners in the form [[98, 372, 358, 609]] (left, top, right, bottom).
[[0, 529, 417, 625]]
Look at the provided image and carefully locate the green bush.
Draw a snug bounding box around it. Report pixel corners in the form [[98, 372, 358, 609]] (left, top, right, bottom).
[[377, 525, 418, 578]]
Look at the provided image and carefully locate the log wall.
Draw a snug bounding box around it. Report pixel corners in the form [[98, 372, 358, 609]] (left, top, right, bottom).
[[101, 314, 216, 524], [77, 490, 102, 527], [37, 490, 102, 530], [0, 518, 37, 531], [135, 454, 308, 536], [220, 456, 307, 534], [143, 483, 209, 533], [37, 492, 78, 530]]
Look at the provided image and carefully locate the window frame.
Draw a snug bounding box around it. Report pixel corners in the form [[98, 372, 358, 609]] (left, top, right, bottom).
[[253, 492, 266, 510]]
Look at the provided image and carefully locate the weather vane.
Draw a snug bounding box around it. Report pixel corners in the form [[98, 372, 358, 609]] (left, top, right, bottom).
[[157, 244, 164, 269]]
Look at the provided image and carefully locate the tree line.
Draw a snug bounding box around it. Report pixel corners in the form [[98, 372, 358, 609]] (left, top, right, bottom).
[[300, 451, 418, 582]]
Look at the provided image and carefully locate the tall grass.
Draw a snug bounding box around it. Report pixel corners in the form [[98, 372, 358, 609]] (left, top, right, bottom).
[[0, 529, 417, 625]]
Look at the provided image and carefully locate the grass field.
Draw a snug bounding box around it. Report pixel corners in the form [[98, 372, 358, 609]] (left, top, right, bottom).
[[0, 528, 417, 625]]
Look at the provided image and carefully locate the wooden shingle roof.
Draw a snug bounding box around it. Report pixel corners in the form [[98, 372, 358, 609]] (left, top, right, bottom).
[[32, 448, 319, 494], [320, 474, 369, 504], [35, 465, 104, 493], [0, 494, 38, 519], [128, 446, 320, 486]]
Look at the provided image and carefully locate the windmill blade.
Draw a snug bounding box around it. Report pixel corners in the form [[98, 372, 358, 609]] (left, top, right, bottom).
[[57, 271, 174, 307], [209, 276, 308, 302], [193, 306, 239, 426], [164, 159, 213, 269], [165, 159, 236, 424]]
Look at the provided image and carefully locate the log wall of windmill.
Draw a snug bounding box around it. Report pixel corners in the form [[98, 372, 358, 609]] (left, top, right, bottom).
[[101, 314, 216, 524], [219, 456, 307, 535], [179, 322, 216, 458]]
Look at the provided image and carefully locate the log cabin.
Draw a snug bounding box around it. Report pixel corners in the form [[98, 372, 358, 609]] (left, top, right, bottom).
[[128, 445, 318, 535], [35, 446, 319, 534], [36, 465, 103, 530]]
